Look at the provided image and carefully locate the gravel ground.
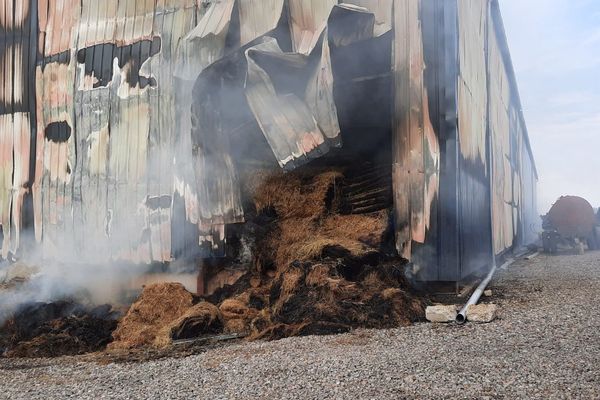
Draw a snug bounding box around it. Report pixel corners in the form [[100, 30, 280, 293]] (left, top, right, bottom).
[[1, 251, 599, 399]]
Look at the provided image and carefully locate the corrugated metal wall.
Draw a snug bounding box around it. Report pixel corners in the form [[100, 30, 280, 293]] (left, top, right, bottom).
[[0, 0, 225, 263], [397, 0, 538, 282], [33, 0, 202, 263], [488, 0, 539, 254], [392, 0, 441, 265], [0, 0, 538, 282], [456, 0, 494, 278], [0, 0, 36, 258], [0, 0, 388, 263]]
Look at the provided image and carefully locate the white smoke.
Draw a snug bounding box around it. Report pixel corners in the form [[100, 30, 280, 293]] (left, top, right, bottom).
[[0, 248, 153, 325]]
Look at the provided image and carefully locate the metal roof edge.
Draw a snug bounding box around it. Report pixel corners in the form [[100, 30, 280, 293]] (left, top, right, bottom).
[[489, 0, 539, 180]]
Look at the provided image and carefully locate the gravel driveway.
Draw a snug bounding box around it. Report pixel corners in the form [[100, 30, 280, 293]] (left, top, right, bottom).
[[1, 251, 599, 399]]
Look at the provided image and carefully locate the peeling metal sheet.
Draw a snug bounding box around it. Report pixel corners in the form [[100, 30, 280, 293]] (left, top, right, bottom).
[[305, 30, 340, 145], [245, 38, 329, 170], [327, 4, 375, 47], [175, 0, 234, 81], [190, 67, 245, 228], [288, 0, 337, 55], [31, 0, 202, 262], [392, 0, 441, 260], [173, 0, 242, 256]]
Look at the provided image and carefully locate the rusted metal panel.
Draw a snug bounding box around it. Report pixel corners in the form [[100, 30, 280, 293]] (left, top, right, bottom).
[[40, 0, 79, 56], [391, 0, 413, 260]]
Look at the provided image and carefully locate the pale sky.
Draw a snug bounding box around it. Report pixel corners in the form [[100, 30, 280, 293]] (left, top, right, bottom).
[[500, 0, 600, 213]]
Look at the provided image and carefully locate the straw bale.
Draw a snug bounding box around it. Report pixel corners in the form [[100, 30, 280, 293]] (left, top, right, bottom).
[[109, 283, 195, 349], [154, 302, 222, 347]]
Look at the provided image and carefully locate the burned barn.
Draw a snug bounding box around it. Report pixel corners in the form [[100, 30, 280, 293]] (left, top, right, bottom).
[[0, 0, 537, 289]]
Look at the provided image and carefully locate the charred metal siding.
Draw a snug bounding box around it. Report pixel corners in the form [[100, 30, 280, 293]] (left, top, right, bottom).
[[392, 0, 441, 272], [400, 0, 538, 282], [0, 0, 36, 257], [0, 0, 537, 283], [33, 0, 203, 263]]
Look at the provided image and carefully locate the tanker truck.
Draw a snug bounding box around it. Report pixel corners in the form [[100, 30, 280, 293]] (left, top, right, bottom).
[[542, 196, 599, 254]]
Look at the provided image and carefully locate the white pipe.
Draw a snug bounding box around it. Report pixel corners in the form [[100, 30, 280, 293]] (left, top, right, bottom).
[[524, 251, 539, 260], [455, 264, 497, 324]]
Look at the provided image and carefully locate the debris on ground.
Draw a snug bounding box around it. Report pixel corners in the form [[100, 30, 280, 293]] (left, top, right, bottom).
[[466, 303, 498, 323], [425, 305, 458, 323], [483, 289, 493, 297], [2, 253, 599, 399], [0, 301, 120, 358]]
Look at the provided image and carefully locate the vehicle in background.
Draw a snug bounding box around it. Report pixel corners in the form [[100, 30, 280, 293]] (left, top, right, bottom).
[[542, 196, 599, 254]]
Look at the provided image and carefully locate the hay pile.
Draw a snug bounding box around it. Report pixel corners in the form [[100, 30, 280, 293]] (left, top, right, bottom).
[[0, 302, 119, 358], [155, 301, 223, 347], [108, 169, 423, 348], [220, 298, 258, 334], [251, 170, 389, 269], [109, 283, 197, 349], [233, 169, 422, 337], [120, 256, 422, 346], [238, 260, 423, 340]]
